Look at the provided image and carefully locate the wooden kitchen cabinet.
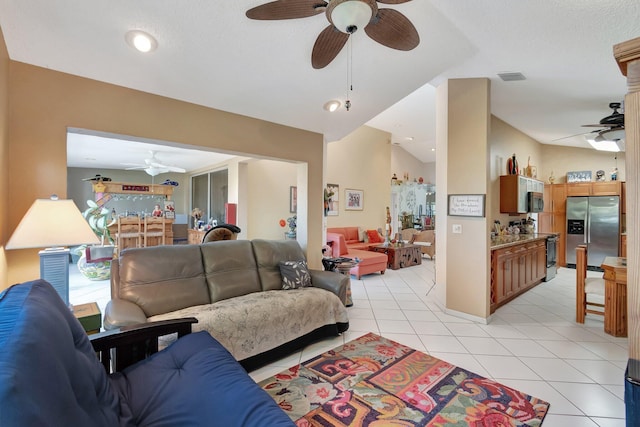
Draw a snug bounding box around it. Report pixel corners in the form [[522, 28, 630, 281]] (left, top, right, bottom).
[[621, 234, 627, 258], [540, 184, 567, 266], [566, 182, 591, 196], [500, 175, 545, 214], [491, 238, 547, 312], [592, 181, 621, 195]]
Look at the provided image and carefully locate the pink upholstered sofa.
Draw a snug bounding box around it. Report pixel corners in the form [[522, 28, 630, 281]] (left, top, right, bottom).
[[326, 227, 387, 279]]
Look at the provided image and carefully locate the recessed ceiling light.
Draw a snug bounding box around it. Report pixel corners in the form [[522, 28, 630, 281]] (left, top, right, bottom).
[[323, 100, 341, 112], [405, 137, 414, 141], [125, 30, 158, 53], [431, 148, 435, 152]]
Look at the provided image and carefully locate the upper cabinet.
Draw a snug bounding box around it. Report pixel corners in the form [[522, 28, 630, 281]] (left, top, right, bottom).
[[500, 175, 545, 214], [566, 181, 621, 196]]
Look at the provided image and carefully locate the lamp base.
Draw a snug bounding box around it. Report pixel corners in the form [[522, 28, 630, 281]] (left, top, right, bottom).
[[39, 248, 70, 305]]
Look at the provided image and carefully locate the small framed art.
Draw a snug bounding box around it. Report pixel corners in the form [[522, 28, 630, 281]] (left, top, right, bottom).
[[345, 189, 364, 211]]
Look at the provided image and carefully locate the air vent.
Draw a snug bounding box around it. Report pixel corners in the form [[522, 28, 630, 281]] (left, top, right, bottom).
[[498, 72, 526, 82]]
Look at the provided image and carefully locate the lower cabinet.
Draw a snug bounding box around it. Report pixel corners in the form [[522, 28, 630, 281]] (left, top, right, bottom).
[[491, 239, 547, 313]]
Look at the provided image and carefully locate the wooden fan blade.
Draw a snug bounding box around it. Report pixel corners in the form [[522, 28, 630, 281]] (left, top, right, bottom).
[[312, 25, 350, 69], [246, 0, 327, 20], [365, 8, 419, 51], [377, 0, 413, 4]]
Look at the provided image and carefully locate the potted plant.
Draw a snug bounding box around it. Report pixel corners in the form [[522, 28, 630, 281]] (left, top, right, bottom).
[[76, 200, 116, 280]]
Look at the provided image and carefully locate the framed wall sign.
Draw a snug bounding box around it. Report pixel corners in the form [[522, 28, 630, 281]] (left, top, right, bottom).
[[447, 194, 486, 217]]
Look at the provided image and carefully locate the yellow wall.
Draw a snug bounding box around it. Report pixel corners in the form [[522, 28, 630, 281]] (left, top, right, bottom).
[[390, 145, 433, 185], [540, 144, 625, 183], [0, 27, 8, 287], [489, 116, 543, 226], [3, 61, 325, 289], [326, 126, 392, 230], [247, 159, 298, 240], [437, 78, 491, 320]]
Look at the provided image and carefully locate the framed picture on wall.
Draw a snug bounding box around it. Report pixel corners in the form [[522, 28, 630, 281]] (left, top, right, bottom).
[[289, 186, 297, 213], [345, 189, 364, 211], [325, 183, 339, 216]]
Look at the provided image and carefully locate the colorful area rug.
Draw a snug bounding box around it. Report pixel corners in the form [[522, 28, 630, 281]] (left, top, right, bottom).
[[259, 332, 549, 426]]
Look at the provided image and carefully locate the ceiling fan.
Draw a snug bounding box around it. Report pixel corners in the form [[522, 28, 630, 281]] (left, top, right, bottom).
[[554, 102, 626, 150], [246, 0, 420, 69], [122, 151, 186, 177], [582, 102, 625, 151]]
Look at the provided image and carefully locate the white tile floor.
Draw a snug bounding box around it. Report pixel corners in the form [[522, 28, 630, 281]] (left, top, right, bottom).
[[70, 259, 628, 426]]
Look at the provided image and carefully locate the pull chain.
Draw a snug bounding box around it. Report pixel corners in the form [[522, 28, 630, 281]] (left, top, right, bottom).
[[345, 35, 353, 111]]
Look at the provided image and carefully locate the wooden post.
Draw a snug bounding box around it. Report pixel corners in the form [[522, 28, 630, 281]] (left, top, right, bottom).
[[613, 36, 640, 422]]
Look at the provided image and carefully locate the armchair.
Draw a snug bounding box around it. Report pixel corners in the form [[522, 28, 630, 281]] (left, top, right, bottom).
[[410, 229, 436, 259]]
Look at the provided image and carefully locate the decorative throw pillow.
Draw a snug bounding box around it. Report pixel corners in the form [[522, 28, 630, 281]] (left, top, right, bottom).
[[366, 229, 382, 243], [279, 260, 312, 290]]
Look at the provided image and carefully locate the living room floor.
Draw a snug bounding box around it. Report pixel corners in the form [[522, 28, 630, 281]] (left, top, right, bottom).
[[70, 259, 627, 426]]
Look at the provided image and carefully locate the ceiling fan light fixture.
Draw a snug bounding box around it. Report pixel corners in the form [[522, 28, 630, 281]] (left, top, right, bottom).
[[330, 0, 374, 34], [323, 100, 341, 112], [586, 134, 622, 152], [125, 30, 158, 53]]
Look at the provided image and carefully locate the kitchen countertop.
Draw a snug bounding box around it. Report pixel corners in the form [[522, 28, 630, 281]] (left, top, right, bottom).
[[491, 233, 558, 250]]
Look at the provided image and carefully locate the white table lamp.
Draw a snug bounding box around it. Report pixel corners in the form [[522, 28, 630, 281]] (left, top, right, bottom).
[[6, 195, 100, 305]]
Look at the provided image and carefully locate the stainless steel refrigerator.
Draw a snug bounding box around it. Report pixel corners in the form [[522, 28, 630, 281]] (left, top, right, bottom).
[[566, 196, 620, 268]]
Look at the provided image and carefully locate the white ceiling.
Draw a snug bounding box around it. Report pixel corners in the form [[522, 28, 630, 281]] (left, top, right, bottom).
[[2, 0, 638, 169]]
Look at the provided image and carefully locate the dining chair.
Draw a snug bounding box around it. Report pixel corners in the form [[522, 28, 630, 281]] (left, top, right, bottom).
[[575, 244, 605, 323]]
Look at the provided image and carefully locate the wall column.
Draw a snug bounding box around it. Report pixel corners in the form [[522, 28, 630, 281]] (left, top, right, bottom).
[[614, 36, 640, 424], [435, 78, 492, 321]]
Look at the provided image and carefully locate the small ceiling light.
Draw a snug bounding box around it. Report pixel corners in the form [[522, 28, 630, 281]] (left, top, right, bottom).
[[405, 137, 414, 141], [125, 30, 158, 53], [323, 100, 341, 112], [431, 148, 435, 152]]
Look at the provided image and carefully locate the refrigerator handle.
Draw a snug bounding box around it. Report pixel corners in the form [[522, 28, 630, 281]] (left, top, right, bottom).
[[587, 212, 591, 244]]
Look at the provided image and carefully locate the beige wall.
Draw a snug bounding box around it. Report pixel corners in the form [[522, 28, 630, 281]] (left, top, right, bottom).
[[540, 144, 625, 184], [391, 145, 434, 185], [0, 28, 8, 287], [3, 60, 325, 290], [489, 116, 543, 226], [247, 159, 298, 240], [326, 126, 392, 230]]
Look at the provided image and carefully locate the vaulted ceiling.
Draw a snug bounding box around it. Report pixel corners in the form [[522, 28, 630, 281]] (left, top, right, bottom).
[[1, 0, 637, 167]]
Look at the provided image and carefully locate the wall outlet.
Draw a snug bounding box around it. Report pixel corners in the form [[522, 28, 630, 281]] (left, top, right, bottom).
[[452, 224, 462, 234]]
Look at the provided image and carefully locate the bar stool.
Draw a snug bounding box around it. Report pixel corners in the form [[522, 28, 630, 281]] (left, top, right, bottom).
[[143, 217, 166, 247], [116, 216, 142, 254], [576, 244, 605, 323]]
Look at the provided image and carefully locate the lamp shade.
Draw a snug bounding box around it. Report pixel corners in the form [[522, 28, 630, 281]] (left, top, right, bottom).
[[331, 0, 373, 33], [6, 197, 100, 249]]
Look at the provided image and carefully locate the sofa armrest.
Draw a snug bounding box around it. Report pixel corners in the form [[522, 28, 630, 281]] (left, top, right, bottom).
[[103, 298, 148, 330], [90, 317, 198, 373], [309, 269, 349, 305]]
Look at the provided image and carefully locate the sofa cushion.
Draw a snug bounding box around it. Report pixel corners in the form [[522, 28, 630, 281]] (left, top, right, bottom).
[[0, 280, 120, 427], [279, 260, 312, 289], [201, 240, 262, 303], [252, 239, 310, 291], [149, 288, 348, 361], [118, 245, 210, 317], [366, 229, 383, 243], [110, 331, 294, 427], [345, 227, 360, 242]]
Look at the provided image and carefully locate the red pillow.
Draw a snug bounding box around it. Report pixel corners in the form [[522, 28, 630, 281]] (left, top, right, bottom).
[[366, 229, 382, 243]]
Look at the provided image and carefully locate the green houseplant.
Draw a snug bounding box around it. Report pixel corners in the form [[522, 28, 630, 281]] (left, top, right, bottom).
[[76, 200, 116, 280]]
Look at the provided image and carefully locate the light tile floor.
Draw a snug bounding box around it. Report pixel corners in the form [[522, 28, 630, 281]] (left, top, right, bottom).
[[70, 259, 628, 426]]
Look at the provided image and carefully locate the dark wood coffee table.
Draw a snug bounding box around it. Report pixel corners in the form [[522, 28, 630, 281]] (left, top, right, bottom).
[[370, 244, 422, 270]]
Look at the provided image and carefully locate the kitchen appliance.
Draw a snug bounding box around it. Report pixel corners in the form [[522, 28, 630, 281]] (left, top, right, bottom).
[[527, 191, 544, 213], [566, 196, 620, 269], [544, 234, 558, 281]]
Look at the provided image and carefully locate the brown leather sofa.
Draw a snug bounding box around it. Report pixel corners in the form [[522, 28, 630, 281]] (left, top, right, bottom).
[[105, 239, 349, 371]]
